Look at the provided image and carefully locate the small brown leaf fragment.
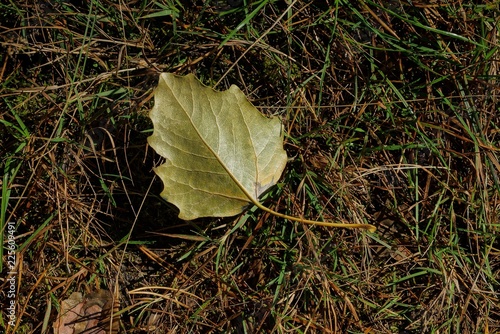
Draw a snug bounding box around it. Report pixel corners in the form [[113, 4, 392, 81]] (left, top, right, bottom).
[[53, 292, 84, 334], [82, 304, 106, 334], [53, 290, 119, 334]]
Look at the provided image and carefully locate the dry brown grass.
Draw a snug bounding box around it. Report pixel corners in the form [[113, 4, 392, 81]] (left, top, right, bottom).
[[1, 0, 499, 333]]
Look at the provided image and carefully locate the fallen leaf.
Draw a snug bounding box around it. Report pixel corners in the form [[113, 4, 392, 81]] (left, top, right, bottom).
[[53, 292, 84, 334], [148, 73, 287, 219], [53, 289, 118, 334], [148, 73, 376, 232]]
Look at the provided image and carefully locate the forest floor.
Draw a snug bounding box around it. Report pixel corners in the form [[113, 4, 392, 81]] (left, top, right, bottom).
[[1, 1, 499, 333]]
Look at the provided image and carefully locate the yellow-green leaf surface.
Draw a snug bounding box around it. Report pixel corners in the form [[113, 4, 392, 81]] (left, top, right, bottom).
[[148, 73, 287, 220]]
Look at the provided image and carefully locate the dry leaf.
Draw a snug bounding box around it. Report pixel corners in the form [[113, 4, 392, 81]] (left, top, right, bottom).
[[147, 73, 376, 232], [53, 289, 119, 334], [148, 73, 287, 219]]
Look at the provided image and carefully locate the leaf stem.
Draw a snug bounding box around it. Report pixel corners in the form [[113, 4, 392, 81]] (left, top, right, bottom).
[[253, 200, 377, 232]]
